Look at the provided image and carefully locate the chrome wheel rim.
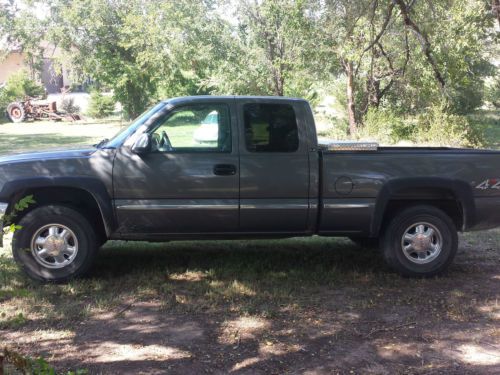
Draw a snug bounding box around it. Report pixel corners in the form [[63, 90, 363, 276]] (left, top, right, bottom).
[[31, 224, 79, 269], [401, 222, 442, 265]]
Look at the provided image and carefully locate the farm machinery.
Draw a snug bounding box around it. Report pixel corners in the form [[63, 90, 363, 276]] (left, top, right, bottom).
[[5, 97, 81, 123]]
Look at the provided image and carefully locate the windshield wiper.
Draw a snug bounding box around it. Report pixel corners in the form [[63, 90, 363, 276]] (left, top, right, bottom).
[[94, 138, 110, 148]]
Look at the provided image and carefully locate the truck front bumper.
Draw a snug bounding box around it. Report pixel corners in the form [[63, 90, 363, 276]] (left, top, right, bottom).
[[0, 202, 8, 247]]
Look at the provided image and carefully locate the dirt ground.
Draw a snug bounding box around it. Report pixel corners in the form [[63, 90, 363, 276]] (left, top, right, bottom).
[[1, 231, 499, 374]]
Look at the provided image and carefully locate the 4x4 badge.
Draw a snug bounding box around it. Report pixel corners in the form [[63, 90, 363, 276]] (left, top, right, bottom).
[[475, 179, 500, 190]]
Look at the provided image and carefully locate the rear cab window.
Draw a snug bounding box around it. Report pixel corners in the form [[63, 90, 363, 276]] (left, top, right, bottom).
[[243, 103, 299, 152]]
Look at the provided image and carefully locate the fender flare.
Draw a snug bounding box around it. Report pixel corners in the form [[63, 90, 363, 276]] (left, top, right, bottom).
[[0, 176, 116, 237], [370, 177, 475, 236]]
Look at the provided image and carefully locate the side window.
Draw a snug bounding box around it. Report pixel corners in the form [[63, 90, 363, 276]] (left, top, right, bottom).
[[244, 103, 299, 152], [152, 104, 231, 152]]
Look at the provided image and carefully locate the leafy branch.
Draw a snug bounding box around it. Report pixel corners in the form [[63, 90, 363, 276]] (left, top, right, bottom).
[[1, 195, 36, 237]]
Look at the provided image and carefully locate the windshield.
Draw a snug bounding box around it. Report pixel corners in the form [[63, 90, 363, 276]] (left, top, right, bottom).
[[105, 102, 168, 148]]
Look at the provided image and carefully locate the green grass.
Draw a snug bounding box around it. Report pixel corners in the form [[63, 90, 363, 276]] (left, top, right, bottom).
[[156, 123, 203, 148]]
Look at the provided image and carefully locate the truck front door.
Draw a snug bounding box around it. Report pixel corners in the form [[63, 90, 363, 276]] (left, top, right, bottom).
[[113, 100, 239, 236]]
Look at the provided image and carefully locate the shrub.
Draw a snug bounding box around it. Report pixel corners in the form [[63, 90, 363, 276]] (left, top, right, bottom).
[[61, 97, 80, 114], [0, 70, 45, 114], [358, 108, 414, 144], [485, 76, 500, 109], [414, 105, 484, 148], [357, 105, 483, 148], [317, 115, 350, 141], [86, 91, 115, 118]]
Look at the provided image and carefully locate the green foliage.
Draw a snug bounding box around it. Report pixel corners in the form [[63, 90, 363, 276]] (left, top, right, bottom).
[[205, 0, 320, 98], [49, 0, 225, 117], [0, 1, 48, 72], [1, 195, 36, 238], [384, 0, 496, 116], [2, 0, 496, 139], [86, 91, 115, 118], [319, 117, 350, 141], [0, 70, 45, 113], [357, 105, 484, 148], [359, 108, 413, 144], [415, 105, 484, 148], [485, 76, 500, 109]]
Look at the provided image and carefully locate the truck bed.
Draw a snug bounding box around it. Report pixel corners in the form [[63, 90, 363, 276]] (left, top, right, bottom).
[[318, 147, 500, 236]]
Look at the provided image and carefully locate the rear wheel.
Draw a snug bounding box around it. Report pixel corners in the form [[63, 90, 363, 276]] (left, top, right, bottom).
[[12, 205, 98, 282], [6, 102, 26, 123], [381, 205, 458, 277]]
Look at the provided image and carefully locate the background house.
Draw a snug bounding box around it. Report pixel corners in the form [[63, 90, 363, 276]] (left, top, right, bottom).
[[0, 43, 71, 94]]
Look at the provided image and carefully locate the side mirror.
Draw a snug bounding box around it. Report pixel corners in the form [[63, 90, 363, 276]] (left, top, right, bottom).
[[131, 133, 152, 154]]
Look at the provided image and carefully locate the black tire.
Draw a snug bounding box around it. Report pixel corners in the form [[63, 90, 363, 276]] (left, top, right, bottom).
[[12, 205, 98, 282], [349, 237, 379, 249], [6, 102, 26, 123], [381, 205, 458, 277]]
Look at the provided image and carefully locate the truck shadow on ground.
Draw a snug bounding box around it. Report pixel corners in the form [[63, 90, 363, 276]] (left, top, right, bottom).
[[92, 237, 386, 279]]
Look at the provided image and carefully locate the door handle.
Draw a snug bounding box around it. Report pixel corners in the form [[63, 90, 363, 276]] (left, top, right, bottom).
[[213, 164, 237, 176]]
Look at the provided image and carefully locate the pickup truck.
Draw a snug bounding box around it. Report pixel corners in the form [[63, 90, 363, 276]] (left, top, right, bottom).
[[1, 96, 499, 282]]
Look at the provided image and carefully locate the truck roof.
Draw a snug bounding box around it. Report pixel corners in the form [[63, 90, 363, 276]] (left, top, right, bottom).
[[164, 95, 309, 105]]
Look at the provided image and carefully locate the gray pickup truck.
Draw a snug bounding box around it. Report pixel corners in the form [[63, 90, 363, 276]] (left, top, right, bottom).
[[1, 96, 499, 282]]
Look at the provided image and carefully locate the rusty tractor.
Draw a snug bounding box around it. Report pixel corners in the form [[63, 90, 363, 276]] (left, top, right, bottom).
[[6, 97, 81, 123]]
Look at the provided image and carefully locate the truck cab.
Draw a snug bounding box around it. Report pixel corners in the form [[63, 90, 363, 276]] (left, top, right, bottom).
[[112, 96, 318, 238]]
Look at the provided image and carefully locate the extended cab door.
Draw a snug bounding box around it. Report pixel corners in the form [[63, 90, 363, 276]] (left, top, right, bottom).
[[113, 99, 239, 236], [237, 99, 313, 233]]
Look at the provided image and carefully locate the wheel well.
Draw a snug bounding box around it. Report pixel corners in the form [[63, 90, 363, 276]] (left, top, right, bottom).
[[9, 187, 107, 243], [379, 187, 464, 234]]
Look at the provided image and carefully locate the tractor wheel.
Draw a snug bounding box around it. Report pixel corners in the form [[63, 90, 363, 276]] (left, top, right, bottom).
[[7, 102, 26, 123]]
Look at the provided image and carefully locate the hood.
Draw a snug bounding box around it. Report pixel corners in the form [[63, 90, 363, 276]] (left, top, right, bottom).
[[0, 148, 96, 165]]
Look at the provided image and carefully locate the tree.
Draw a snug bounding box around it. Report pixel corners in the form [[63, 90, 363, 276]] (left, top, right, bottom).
[[0, 0, 48, 77], [2, 0, 496, 125], [388, 0, 497, 115], [49, 0, 231, 117], [318, 0, 497, 134], [204, 0, 321, 101], [319, 0, 397, 134]]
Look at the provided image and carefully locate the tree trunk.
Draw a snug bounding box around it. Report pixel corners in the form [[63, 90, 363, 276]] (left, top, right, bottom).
[[393, 0, 446, 91], [345, 60, 358, 135], [493, 0, 500, 26], [272, 66, 285, 96]]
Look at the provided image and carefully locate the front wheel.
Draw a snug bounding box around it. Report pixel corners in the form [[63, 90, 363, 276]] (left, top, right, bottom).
[[381, 205, 458, 277], [12, 205, 98, 282]]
